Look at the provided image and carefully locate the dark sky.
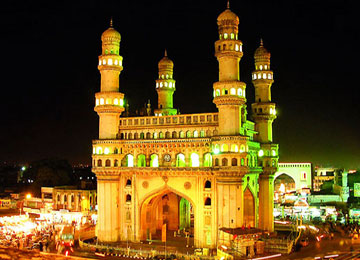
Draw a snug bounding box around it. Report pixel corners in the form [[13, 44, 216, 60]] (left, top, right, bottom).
[[0, 0, 359, 168]]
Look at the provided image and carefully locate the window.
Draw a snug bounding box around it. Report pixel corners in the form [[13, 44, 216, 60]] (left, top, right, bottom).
[[126, 194, 131, 202], [191, 153, 200, 167], [203, 153, 212, 167], [222, 158, 228, 166], [216, 89, 220, 96], [176, 154, 186, 167], [126, 179, 131, 186], [126, 154, 134, 167], [230, 88, 236, 95], [205, 180, 211, 189], [224, 33, 228, 39], [105, 159, 111, 167], [200, 130, 205, 137], [114, 159, 119, 167], [165, 131, 171, 138], [205, 197, 211, 206], [221, 144, 228, 152], [231, 144, 238, 152], [150, 154, 159, 167], [193, 130, 198, 138], [97, 159, 102, 167], [230, 33, 234, 39], [137, 154, 146, 167], [172, 131, 177, 138], [235, 44, 239, 51], [231, 158, 237, 166], [215, 158, 219, 166], [100, 98, 104, 105], [259, 65, 263, 70], [179, 131, 185, 138]]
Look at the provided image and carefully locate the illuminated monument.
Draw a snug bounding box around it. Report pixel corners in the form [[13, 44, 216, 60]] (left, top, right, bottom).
[[92, 6, 278, 248]]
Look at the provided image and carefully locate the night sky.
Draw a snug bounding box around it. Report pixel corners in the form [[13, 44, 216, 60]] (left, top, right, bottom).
[[1, 0, 358, 168]]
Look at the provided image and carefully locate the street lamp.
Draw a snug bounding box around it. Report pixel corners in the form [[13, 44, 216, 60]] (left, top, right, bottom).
[[26, 194, 31, 199]]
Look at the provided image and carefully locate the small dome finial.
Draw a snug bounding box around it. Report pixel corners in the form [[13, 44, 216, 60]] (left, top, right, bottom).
[[110, 17, 113, 27], [227, 0, 230, 9], [164, 49, 167, 57], [260, 38, 263, 46]]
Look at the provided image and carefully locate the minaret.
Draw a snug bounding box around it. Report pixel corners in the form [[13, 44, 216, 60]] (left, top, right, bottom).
[[251, 39, 278, 232], [154, 50, 177, 116], [251, 39, 276, 143], [94, 19, 125, 139], [213, 4, 246, 135]]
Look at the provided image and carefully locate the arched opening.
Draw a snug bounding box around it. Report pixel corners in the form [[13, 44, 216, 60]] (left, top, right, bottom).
[[146, 132, 151, 139], [126, 194, 131, 202], [126, 179, 132, 186], [105, 159, 111, 167], [140, 190, 194, 247], [176, 153, 186, 167], [114, 159, 119, 167], [274, 173, 296, 194], [97, 159, 102, 167], [203, 153, 212, 167], [231, 158, 237, 166], [204, 197, 211, 206], [137, 154, 146, 167], [190, 153, 200, 167], [222, 158, 228, 166], [243, 188, 255, 227], [215, 158, 219, 166], [126, 154, 134, 167], [172, 131, 177, 138], [150, 154, 159, 167], [205, 180, 211, 189], [165, 131, 171, 138]]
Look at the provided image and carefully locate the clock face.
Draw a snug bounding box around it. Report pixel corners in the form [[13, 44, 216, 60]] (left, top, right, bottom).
[[164, 154, 171, 162]]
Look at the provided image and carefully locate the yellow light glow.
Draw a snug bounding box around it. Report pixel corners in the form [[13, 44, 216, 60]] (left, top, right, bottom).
[[104, 147, 110, 155], [100, 98, 104, 105], [26, 194, 31, 199], [119, 99, 124, 106], [258, 150, 264, 157], [114, 98, 119, 105], [96, 147, 102, 154], [108, 58, 113, 65]]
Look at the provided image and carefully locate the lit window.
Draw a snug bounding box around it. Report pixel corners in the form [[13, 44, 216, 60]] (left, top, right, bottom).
[[259, 65, 263, 70], [230, 88, 236, 95], [237, 88, 242, 96], [221, 144, 228, 152], [176, 154, 186, 167], [96, 99, 99, 106], [272, 150, 276, 156], [106, 98, 111, 104], [102, 59, 106, 65], [173, 82, 175, 88], [235, 44, 239, 51], [253, 74, 257, 80], [243, 91, 246, 98], [161, 75, 164, 79], [240, 145, 245, 153], [169, 82, 172, 88], [203, 153, 212, 167], [270, 108, 273, 114], [99, 60, 102, 65], [115, 59, 118, 65], [153, 132, 158, 139], [104, 147, 110, 154], [159, 113, 162, 116], [264, 65, 268, 70], [231, 144, 238, 152], [108, 59, 113, 65], [193, 130, 198, 137], [93, 148, 95, 154], [213, 144, 220, 154], [96, 147, 102, 154], [166, 74, 169, 79], [119, 60, 122, 66], [268, 74, 272, 79], [230, 33, 234, 39], [119, 99, 124, 106], [100, 98, 104, 105], [126, 154, 134, 167], [213, 90, 216, 97], [216, 89, 220, 96], [156, 83, 159, 88], [150, 154, 159, 167], [263, 73, 266, 79], [114, 98, 119, 105], [240, 45, 242, 52], [219, 34, 222, 39], [164, 82, 168, 87], [190, 153, 200, 167], [258, 73, 261, 79], [160, 82, 163, 88], [258, 150, 264, 157], [224, 33, 228, 39]]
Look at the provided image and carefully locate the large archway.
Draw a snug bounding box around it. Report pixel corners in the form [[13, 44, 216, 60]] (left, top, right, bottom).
[[243, 187, 255, 227], [274, 173, 296, 193], [140, 189, 194, 247]]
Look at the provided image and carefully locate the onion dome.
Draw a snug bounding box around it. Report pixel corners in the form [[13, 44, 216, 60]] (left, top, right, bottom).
[[254, 39, 270, 62], [101, 18, 121, 43], [158, 49, 174, 69], [217, 1, 239, 24]]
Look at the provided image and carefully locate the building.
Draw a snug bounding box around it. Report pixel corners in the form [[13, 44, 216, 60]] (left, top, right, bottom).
[[92, 5, 279, 248], [274, 163, 312, 193], [313, 167, 343, 191]]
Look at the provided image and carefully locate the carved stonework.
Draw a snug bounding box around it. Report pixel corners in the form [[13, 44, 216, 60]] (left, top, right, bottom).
[[162, 176, 168, 183], [142, 181, 149, 189], [184, 181, 191, 190]]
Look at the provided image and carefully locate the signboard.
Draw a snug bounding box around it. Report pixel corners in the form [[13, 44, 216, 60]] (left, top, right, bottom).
[[354, 183, 360, 197]]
